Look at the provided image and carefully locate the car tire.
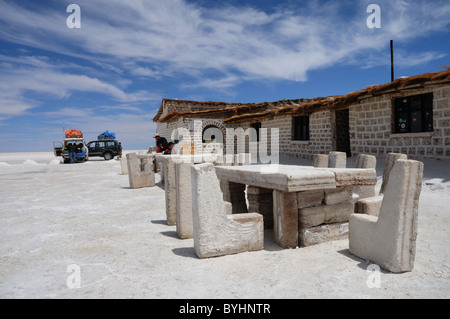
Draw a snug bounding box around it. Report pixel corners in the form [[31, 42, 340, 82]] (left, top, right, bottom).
[[103, 152, 113, 160]]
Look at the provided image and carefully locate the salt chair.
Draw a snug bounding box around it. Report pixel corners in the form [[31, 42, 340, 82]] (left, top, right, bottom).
[[349, 159, 424, 273], [191, 163, 264, 258], [355, 153, 407, 216], [312, 151, 346, 168], [312, 154, 328, 168], [328, 151, 347, 168]]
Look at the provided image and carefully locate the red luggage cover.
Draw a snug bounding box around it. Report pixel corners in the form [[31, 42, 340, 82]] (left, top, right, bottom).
[[65, 129, 83, 138]]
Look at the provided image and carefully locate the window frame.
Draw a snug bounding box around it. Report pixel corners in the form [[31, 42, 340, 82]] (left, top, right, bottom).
[[393, 92, 433, 134], [292, 115, 310, 141]]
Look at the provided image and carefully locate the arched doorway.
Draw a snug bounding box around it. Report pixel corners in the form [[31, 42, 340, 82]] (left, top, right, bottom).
[[202, 125, 224, 143]]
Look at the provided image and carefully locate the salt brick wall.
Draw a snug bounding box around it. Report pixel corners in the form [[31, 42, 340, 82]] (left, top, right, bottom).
[[260, 112, 333, 159], [251, 112, 333, 160], [156, 83, 450, 160], [156, 118, 187, 142], [350, 84, 450, 160]]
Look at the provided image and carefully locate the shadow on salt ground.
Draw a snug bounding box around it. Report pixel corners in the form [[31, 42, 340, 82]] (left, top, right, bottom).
[[155, 181, 165, 190], [151, 219, 169, 225], [161, 230, 178, 238], [337, 249, 390, 273], [172, 247, 197, 259], [263, 229, 284, 252]]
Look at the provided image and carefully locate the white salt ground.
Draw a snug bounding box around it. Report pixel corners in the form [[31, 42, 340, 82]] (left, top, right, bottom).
[[0, 151, 449, 299]]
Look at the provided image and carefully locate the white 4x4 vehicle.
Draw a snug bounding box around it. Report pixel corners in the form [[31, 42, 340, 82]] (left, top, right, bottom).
[[53, 138, 89, 163]]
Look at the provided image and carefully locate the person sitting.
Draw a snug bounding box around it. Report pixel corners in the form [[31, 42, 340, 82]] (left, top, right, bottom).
[[78, 143, 85, 154], [163, 142, 176, 155], [154, 133, 168, 153]]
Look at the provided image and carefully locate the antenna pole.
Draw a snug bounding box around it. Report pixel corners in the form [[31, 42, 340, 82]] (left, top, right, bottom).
[[390, 40, 394, 82]]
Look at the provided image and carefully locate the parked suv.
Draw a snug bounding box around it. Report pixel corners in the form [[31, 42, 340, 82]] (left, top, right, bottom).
[[86, 139, 121, 160], [53, 138, 88, 163]]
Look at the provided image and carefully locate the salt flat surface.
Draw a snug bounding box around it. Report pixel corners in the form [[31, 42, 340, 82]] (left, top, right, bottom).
[[0, 152, 449, 298]]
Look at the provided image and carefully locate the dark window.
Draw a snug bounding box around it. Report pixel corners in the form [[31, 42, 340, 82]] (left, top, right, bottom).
[[106, 141, 115, 147], [394, 93, 433, 134], [98, 141, 105, 148], [293, 116, 310, 141], [251, 122, 262, 142]]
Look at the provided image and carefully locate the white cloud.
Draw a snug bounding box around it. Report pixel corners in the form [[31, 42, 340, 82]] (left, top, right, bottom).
[[1, 0, 449, 86], [361, 50, 448, 69], [0, 97, 35, 116], [182, 74, 240, 90], [0, 56, 159, 118]]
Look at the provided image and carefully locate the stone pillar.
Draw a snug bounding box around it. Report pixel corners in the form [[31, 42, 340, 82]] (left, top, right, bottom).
[[120, 157, 128, 175], [155, 154, 165, 185], [163, 156, 180, 226], [126, 153, 155, 189], [175, 161, 194, 239], [328, 151, 347, 168], [247, 186, 273, 229], [273, 191, 298, 248]]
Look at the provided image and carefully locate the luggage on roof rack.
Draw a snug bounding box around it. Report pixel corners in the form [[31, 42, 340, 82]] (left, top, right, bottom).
[[98, 130, 116, 140], [65, 129, 83, 138]]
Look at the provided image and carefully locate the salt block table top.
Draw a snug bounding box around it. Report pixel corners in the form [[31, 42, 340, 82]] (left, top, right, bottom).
[[215, 164, 376, 192]]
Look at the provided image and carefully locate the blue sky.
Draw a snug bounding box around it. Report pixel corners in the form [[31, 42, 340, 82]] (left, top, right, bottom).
[[0, 0, 449, 152]]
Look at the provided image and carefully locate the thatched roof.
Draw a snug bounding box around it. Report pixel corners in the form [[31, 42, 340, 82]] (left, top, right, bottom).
[[153, 98, 314, 122], [153, 67, 450, 124]]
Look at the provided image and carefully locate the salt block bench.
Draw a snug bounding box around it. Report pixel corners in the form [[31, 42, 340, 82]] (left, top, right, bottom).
[[191, 163, 263, 258], [349, 159, 424, 273], [215, 164, 377, 248]]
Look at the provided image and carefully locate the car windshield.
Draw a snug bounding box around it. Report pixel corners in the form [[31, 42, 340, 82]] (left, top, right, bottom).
[[65, 140, 84, 148]]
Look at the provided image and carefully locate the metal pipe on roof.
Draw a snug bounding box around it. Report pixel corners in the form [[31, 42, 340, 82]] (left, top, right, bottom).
[[391, 40, 394, 82]]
